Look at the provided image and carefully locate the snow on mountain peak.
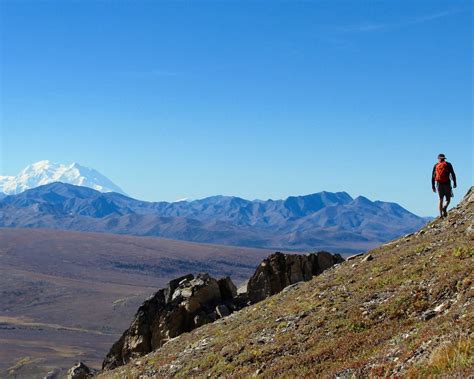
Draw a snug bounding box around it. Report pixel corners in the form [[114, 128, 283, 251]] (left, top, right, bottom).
[[0, 161, 127, 196], [31, 160, 51, 169]]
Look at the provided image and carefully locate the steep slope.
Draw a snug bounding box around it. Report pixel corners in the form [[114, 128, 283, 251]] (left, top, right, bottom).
[[0, 160, 126, 195], [0, 183, 427, 252], [98, 251, 343, 372], [98, 187, 473, 378]]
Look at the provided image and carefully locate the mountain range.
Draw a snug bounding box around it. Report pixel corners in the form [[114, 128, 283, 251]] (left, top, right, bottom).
[[0, 182, 428, 253], [0, 160, 126, 195]]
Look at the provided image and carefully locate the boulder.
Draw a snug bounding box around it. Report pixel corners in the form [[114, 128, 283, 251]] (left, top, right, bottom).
[[237, 280, 248, 294], [67, 362, 97, 379], [346, 252, 364, 261], [313, 251, 343, 273], [194, 311, 214, 327], [218, 276, 238, 300], [362, 254, 374, 262], [216, 304, 231, 318], [102, 273, 236, 370], [179, 274, 222, 313], [164, 273, 194, 303], [247, 252, 343, 304]]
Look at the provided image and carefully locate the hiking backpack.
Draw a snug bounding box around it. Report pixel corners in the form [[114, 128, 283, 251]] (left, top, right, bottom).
[[435, 161, 450, 183]]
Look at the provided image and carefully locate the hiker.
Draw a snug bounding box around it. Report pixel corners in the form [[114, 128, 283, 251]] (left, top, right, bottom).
[[432, 153, 457, 218]]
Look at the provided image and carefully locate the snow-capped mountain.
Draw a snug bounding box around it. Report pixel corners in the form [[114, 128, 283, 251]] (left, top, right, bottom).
[[0, 160, 127, 195]]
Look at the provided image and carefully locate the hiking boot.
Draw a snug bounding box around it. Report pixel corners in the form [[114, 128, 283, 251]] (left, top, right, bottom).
[[442, 207, 448, 218]]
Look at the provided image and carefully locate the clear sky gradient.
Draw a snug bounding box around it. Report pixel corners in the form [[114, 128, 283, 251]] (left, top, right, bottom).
[[1, 0, 472, 216]]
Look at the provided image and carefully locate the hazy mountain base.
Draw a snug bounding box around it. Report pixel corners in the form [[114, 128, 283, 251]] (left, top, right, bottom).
[[98, 188, 473, 378]]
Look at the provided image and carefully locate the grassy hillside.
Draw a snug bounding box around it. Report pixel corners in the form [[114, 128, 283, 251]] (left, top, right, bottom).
[[99, 188, 473, 378]]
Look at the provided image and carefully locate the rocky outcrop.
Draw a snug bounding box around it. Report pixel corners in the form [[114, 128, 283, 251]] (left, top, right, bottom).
[[67, 362, 97, 379], [102, 251, 344, 370], [102, 273, 241, 370], [247, 251, 344, 303]]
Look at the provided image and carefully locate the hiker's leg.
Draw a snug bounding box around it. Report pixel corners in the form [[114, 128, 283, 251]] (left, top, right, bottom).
[[443, 195, 451, 214], [440, 184, 451, 217], [444, 196, 450, 208], [438, 197, 444, 217]]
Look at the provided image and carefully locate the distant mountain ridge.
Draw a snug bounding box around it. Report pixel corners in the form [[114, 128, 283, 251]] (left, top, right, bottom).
[[0, 160, 126, 195], [0, 182, 428, 253]]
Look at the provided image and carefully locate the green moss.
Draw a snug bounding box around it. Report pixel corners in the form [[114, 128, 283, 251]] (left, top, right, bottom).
[[452, 245, 474, 259]]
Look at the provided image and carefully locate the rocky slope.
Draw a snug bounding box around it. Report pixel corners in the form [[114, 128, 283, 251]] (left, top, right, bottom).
[[96, 187, 473, 378], [99, 251, 343, 371]]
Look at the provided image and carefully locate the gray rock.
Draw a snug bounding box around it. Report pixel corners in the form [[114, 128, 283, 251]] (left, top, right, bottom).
[[164, 274, 194, 303], [237, 281, 248, 294], [216, 304, 231, 318], [362, 254, 374, 262], [182, 274, 221, 313], [43, 369, 60, 379], [102, 273, 234, 370], [312, 251, 344, 273], [346, 252, 364, 261], [232, 292, 250, 309], [194, 311, 213, 327], [247, 252, 344, 304], [67, 362, 96, 379], [218, 276, 237, 300], [421, 310, 437, 321], [281, 282, 302, 293]]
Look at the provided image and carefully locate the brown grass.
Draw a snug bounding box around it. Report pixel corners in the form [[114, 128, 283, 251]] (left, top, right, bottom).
[[406, 336, 473, 377]]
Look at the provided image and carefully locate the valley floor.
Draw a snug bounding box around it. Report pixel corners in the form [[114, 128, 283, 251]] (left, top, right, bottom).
[[0, 229, 271, 377]]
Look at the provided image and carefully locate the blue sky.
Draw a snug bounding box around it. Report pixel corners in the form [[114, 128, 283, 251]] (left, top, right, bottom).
[[1, 0, 472, 216]]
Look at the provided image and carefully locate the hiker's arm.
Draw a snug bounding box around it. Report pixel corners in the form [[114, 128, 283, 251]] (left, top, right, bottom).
[[431, 165, 436, 192], [449, 163, 457, 187]]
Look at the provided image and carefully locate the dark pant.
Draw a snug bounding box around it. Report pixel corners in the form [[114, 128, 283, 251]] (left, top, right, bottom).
[[437, 182, 452, 199]]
